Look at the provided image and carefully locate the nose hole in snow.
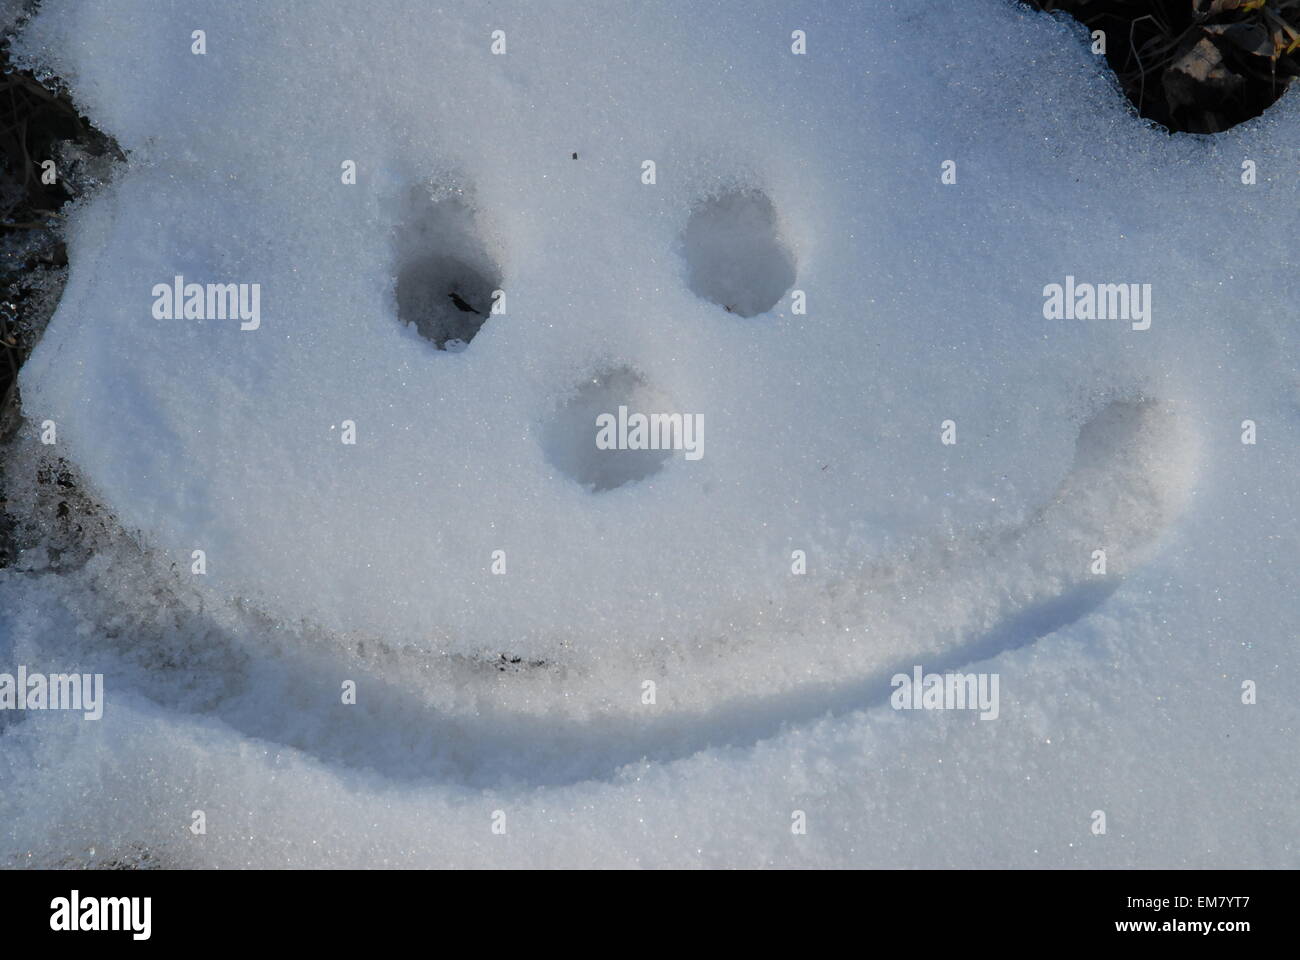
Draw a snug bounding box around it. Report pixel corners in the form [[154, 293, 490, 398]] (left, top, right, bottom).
[[543, 367, 672, 493], [682, 188, 796, 318], [393, 193, 501, 351]]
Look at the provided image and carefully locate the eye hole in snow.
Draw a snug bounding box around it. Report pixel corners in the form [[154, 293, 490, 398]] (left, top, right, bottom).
[[393, 192, 501, 351], [543, 367, 673, 492], [682, 188, 796, 317]]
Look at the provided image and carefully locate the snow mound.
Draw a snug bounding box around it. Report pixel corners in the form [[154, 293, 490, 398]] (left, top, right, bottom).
[[1, 0, 1297, 868]]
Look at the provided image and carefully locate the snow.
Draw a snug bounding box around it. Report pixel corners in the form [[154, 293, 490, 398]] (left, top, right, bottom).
[[1, 0, 1297, 868], [0, 0, 25, 37]]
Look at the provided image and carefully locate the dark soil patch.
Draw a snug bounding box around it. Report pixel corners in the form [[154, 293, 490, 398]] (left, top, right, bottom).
[[1024, 0, 1300, 133], [0, 4, 123, 567], [0, 8, 122, 425]]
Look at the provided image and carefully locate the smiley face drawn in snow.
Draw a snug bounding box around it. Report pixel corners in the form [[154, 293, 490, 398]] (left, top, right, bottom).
[[18, 0, 1219, 754]]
